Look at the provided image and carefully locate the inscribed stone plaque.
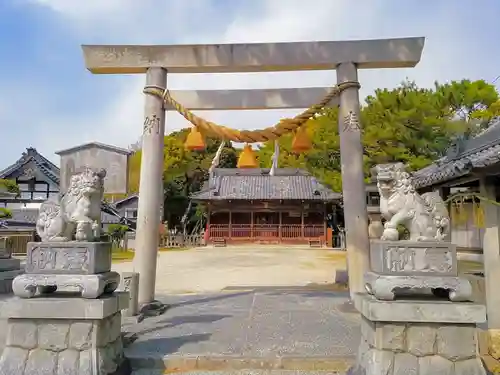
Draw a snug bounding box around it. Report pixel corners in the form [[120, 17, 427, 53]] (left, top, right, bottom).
[[25, 242, 112, 275], [370, 240, 457, 277]]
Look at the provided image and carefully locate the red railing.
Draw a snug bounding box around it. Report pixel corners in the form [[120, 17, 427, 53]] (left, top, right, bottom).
[[208, 224, 324, 240]]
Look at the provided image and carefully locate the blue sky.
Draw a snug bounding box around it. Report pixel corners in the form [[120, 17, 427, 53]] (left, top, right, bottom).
[[1, 0, 500, 165]]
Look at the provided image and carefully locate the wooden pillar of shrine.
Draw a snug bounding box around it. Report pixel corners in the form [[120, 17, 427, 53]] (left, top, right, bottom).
[[301, 210, 305, 238], [324, 204, 328, 244], [279, 211, 282, 241], [207, 205, 211, 241], [251, 211, 254, 239]]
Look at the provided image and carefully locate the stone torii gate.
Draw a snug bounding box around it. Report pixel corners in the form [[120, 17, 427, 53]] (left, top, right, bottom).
[[81, 37, 425, 306]]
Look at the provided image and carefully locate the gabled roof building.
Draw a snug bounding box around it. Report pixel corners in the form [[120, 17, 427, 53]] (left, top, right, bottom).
[[413, 118, 500, 190], [191, 168, 341, 246]]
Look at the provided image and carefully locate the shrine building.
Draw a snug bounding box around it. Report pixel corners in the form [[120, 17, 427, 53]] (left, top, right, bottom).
[[190, 168, 342, 246]]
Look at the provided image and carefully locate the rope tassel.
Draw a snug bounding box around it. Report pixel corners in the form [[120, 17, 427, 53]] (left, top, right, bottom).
[[237, 144, 258, 168], [291, 126, 312, 153], [473, 199, 485, 228], [184, 127, 205, 151]]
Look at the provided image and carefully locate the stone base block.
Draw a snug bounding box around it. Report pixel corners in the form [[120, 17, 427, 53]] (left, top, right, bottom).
[[26, 241, 112, 275], [0, 269, 23, 294], [119, 272, 139, 317], [0, 258, 21, 272], [349, 293, 487, 375], [12, 271, 120, 299], [0, 293, 128, 375], [365, 271, 473, 302], [139, 300, 169, 318], [354, 293, 486, 324]]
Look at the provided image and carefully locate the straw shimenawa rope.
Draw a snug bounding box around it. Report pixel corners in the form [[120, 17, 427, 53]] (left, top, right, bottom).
[[143, 81, 360, 143]]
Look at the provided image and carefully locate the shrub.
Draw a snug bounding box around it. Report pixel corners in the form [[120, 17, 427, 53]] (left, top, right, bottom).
[[106, 224, 129, 249], [0, 179, 19, 195], [0, 207, 12, 219]]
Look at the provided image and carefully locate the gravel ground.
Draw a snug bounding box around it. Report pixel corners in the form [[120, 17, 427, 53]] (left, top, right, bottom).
[[111, 246, 347, 294]]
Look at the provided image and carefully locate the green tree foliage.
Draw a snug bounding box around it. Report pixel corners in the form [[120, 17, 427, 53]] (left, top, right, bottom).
[[256, 79, 499, 192], [434, 79, 499, 136], [106, 224, 129, 249], [0, 207, 12, 219], [128, 130, 237, 228], [0, 179, 19, 195], [127, 79, 499, 223]]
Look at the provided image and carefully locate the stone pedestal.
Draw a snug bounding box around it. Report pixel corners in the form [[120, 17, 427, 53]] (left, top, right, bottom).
[[366, 240, 472, 301], [12, 242, 119, 299], [0, 292, 129, 375], [349, 293, 487, 375], [0, 240, 22, 294]]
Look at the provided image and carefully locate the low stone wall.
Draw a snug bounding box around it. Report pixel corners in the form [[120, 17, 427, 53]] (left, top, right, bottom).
[[0, 293, 128, 375], [358, 316, 484, 374], [2, 312, 123, 374], [351, 293, 487, 375]]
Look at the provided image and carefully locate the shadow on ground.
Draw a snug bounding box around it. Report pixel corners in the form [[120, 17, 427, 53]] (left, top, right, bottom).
[[124, 289, 360, 364]]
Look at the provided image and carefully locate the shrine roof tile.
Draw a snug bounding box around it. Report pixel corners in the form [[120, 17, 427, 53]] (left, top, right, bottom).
[[0, 148, 60, 185], [413, 118, 500, 189], [191, 168, 341, 201]]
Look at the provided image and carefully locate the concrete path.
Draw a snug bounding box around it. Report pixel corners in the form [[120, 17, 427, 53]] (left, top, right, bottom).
[[124, 289, 360, 373], [112, 247, 347, 294]]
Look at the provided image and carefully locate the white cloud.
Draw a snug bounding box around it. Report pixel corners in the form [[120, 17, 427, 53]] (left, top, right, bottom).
[[5, 0, 500, 162], [30, 0, 134, 19]]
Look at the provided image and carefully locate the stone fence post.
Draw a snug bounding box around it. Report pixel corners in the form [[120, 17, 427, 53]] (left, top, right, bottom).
[[119, 272, 141, 322]]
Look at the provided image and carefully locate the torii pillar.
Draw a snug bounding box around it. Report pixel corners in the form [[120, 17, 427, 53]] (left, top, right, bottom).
[[81, 37, 425, 304]]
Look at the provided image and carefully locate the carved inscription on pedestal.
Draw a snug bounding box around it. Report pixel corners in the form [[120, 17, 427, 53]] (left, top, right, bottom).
[[385, 246, 453, 275], [25, 242, 112, 275], [123, 277, 132, 292], [28, 247, 89, 273]]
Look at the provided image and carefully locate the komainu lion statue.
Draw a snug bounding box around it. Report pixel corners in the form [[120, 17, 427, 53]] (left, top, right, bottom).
[[372, 163, 450, 242], [36, 168, 106, 242]]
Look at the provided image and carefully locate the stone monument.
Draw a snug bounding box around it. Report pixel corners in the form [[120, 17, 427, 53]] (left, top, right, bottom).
[[0, 167, 129, 375], [365, 162, 472, 301], [349, 163, 487, 375]]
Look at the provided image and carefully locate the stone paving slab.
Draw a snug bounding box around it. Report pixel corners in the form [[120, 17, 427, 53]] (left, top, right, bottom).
[[124, 290, 359, 372], [1, 290, 359, 372]]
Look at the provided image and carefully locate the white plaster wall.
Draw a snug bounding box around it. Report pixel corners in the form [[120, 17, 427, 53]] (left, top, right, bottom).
[[60, 147, 129, 194]]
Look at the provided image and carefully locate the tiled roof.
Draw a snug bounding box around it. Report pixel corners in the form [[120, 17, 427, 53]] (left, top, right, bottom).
[[113, 194, 138, 208], [413, 119, 500, 189], [0, 148, 60, 185], [191, 168, 341, 201], [55, 142, 132, 156], [101, 201, 137, 229]]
